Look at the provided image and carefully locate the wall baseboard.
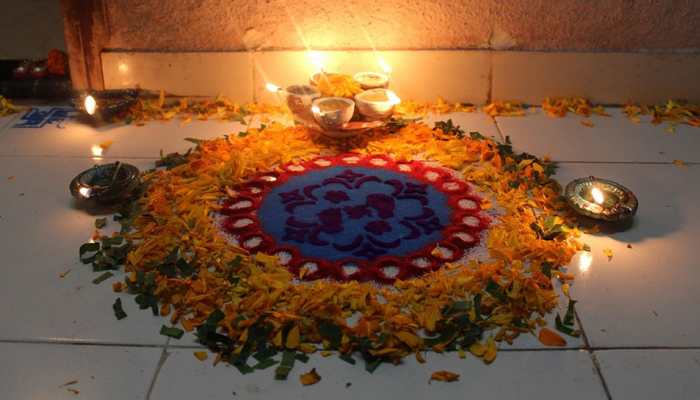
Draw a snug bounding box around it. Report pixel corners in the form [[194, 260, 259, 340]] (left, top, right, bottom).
[[101, 50, 700, 105]]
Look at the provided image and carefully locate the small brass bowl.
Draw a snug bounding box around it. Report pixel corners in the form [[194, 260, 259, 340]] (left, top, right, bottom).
[[565, 176, 638, 222], [70, 162, 140, 204]]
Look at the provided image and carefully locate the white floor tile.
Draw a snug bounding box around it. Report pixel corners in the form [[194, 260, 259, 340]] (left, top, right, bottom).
[[496, 108, 700, 163], [150, 349, 606, 400], [596, 349, 700, 400], [0, 107, 247, 158], [554, 163, 700, 347], [0, 157, 167, 344], [0, 342, 161, 400]]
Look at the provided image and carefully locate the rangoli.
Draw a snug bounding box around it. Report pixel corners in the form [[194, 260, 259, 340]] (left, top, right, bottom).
[[220, 154, 488, 283]]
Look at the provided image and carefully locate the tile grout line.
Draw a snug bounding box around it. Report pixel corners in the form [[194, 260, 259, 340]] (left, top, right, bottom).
[[0, 338, 168, 348], [575, 309, 613, 400], [145, 338, 172, 400]]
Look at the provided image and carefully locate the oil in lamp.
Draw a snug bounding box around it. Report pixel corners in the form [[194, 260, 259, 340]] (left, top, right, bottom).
[[565, 176, 638, 222]]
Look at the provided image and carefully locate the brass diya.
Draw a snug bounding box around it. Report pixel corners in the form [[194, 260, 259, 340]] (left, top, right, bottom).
[[70, 162, 140, 204], [565, 176, 638, 222]]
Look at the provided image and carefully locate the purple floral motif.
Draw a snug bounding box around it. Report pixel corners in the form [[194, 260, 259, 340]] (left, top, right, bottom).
[[266, 167, 448, 260], [345, 205, 372, 219], [365, 220, 392, 235], [318, 208, 343, 233], [366, 193, 395, 219], [324, 190, 350, 204]]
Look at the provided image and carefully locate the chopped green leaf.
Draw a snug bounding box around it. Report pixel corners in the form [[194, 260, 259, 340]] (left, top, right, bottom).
[[564, 299, 578, 326], [339, 354, 356, 365], [253, 358, 278, 370], [485, 280, 507, 302], [274, 350, 296, 380], [112, 298, 127, 320], [160, 325, 185, 339], [79, 242, 100, 264], [541, 262, 553, 278], [555, 314, 581, 337], [94, 217, 107, 229], [318, 321, 342, 349], [92, 271, 114, 284]]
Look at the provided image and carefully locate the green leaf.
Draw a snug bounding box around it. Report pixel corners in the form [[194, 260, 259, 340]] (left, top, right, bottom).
[[184, 137, 205, 145], [469, 131, 486, 140], [339, 354, 356, 365], [92, 271, 114, 284], [433, 119, 465, 138], [112, 298, 127, 320], [485, 280, 507, 302], [541, 262, 553, 278], [564, 299, 577, 326], [274, 350, 296, 380], [253, 358, 278, 370], [233, 362, 255, 374], [160, 325, 184, 339], [364, 356, 382, 373], [238, 131, 249, 138], [473, 293, 483, 321], [294, 352, 310, 363], [443, 301, 471, 316], [252, 347, 277, 362], [555, 314, 581, 337], [79, 242, 100, 264], [176, 258, 195, 277], [318, 321, 342, 349], [94, 217, 107, 229]]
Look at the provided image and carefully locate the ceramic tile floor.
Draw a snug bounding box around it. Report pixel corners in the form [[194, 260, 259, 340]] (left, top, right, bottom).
[[0, 106, 698, 399]]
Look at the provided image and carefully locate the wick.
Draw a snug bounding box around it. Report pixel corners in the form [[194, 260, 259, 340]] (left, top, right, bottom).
[[110, 162, 122, 185]]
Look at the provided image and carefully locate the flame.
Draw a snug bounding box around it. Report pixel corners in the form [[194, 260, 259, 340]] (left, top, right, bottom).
[[311, 105, 321, 115], [84, 95, 97, 115], [308, 51, 325, 72], [591, 187, 605, 205], [388, 91, 401, 105], [578, 251, 593, 273], [378, 58, 392, 74], [266, 83, 280, 92], [78, 187, 92, 198], [91, 145, 103, 158]]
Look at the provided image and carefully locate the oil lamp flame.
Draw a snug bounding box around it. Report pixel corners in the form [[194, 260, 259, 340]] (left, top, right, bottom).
[[84, 95, 97, 115], [78, 187, 92, 198], [308, 51, 325, 72], [388, 91, 401, 105], [591, 187, 605, 205], [379, 58, 392, 74], [91, 144, 103, 158], [266, 83, 280, 93], [578, 251, 593, 273], [311, 105, 321, 115]]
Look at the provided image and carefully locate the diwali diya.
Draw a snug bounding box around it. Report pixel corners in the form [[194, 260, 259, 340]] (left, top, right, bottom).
[[70, 162, 140, 204], [565, 176, 638, 222], [311, 97, 355, 130], [74, 89, 140, 123], [284, 84, 321, 121], [354, 88, 400, 121], [353, 71, 390, 90]]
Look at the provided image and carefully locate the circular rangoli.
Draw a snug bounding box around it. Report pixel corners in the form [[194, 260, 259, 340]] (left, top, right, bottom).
[[220, 155, 489, 282]]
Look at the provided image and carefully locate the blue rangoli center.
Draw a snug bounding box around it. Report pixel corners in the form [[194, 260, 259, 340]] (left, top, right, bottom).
[[258, 166, 451, 260]]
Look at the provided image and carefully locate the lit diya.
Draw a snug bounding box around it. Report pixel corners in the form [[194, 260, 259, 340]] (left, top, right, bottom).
[[354, 88, 401, 120], [311, 97, 355, 130], [284, 84, 321, 121], [353, 71, 389, 89], [565, 176, 638, 222], [75, 89, 139, 123], [70, 162, 140, 204]]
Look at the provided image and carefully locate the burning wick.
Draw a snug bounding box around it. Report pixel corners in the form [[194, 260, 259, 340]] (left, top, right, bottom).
[[578, 251, 593, 273], [309, 51, 325, 73], [591, 187, 605, 205], [91, 144, 104, 158], [266, 83, 281, 93], [84, 95, 97, 116], [311, 105, 322, 116], [387, 91, 401, 106], [378, 58, 392, 75], [78, 187, 92, 198]]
